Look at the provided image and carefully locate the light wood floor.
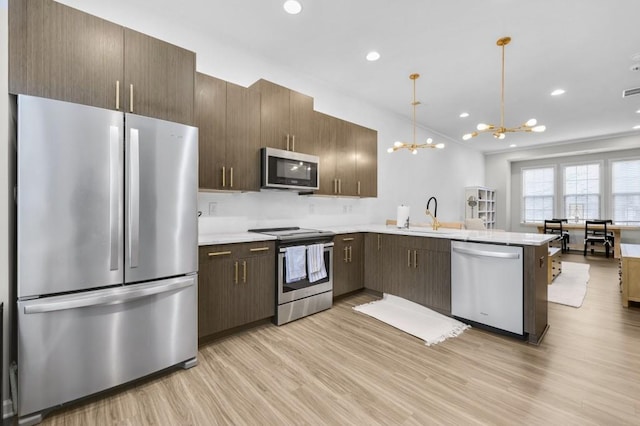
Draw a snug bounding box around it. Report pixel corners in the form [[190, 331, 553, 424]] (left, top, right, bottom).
[[37, 254, 640, 425]]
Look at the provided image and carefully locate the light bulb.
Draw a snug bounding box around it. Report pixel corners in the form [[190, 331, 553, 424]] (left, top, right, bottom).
[[426, 138, 433, 144], [498, 133, 506, 140], [435, 143, 445, 149], [462, 133, 473, 141], [394, 141, 403, 147], [477, 123, 489, 131], [532, 125, 546, 132], [525, 118, 537, 127], [283, 0, 302, 14], [387, 147, 394, 153], [412, 149, 418, 155]]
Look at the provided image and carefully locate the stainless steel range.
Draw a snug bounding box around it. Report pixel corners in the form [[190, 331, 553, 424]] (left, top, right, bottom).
[[249, 227, 334, 325]]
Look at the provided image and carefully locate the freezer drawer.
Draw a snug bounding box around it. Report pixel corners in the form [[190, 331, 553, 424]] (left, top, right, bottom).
[[451, 241, 523, 335], [17, 275, 197, 418]]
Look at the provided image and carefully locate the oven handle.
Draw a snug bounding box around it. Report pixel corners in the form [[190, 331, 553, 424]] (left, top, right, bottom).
[[279, 242, 334, 254]]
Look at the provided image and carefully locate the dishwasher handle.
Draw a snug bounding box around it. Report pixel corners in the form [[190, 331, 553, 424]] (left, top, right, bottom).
[[452, 246, 520, 259]]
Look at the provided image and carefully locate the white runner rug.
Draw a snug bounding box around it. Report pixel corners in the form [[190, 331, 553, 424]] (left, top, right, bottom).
[[548, 261, 590, 308], [353, 293, 470, 346]]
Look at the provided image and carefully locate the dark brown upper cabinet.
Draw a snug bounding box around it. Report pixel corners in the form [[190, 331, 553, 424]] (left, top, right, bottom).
[[354, 124, 378, 198], [195, 73, 261, 192], [9, 0, 195, 125], [251, 79, 315, 153]]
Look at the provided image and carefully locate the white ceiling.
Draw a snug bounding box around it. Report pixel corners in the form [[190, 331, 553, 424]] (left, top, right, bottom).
[[80, 0, 640, 153]]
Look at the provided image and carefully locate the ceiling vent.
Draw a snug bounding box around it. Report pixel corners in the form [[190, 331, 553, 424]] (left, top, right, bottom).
[[622, 87, 640, 97]]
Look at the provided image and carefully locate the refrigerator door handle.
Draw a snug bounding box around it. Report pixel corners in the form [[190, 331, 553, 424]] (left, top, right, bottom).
[[129, 128, 140, 268], [23, 277, 194, 314], [109, 126, 120, 271]]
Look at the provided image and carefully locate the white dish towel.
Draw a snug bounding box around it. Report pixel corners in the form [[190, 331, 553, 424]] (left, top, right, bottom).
[[307, 243, 327, 283], [285, 245, 307, 283]]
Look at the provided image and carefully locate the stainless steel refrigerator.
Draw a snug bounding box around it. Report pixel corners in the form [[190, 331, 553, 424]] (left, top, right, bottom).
[[15, 95, 198, 424]]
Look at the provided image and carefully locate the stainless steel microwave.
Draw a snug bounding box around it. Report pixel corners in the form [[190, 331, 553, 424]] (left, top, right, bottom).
[[261, 147, 319, 191]]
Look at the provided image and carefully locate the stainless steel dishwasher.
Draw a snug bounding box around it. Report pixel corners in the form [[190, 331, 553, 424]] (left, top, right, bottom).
[[451, 241, 524, 335]]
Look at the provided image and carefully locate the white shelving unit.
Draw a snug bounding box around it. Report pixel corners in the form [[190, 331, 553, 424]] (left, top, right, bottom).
[[465, 186, 496, 229]]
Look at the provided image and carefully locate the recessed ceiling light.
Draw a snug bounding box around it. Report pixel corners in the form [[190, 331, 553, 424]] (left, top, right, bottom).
[[509, 144, 517, 148], [283, 0, 302, 14], [633, 125, 640, 130], [459, 112, 469, 118], [636, 109, 640, 114], [365, 51, 380, 61], [551, 89, 565, 96]]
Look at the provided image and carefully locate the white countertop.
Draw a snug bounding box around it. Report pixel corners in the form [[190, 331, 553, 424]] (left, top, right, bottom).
[[198, 232, 277, 246], [621, 243, 640, 258], [199, 223, 556, 246]]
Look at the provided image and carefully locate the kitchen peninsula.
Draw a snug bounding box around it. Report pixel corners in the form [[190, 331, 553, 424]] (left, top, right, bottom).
[[199, 225, 556, 345]]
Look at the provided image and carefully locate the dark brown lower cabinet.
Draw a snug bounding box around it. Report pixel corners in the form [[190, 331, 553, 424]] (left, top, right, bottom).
[[333, 233, 364, 297], [198, 242, 275, 341], [374, 234, 451, 315], [363, 233, 384, 292]]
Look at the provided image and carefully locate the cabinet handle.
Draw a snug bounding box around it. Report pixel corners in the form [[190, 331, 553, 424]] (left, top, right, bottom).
[[129, 84, 134, 113], [292, 135, 295, 152], [333, 179, 337, 194], [414, 250, 418, 268], [222, 166, 226, 187], [208, 250, 231, 257], [357, 181, 361, 196], [377, 235, 381, 251], [286, 134, 290, 151], [338, 179, 342, 194], [234, 261, 239, 284], [230, 167, 233, 188], [342, 237, 355, 242], [407, 250, 411, 268], [250, 247, 270, 252], [349, 246, 353, 263], [242, 260, 247, 283], [115, 80, 120, 110], [344, 246, 349, 263]]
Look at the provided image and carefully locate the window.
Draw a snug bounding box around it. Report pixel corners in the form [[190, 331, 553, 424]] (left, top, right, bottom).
[[522, 167, 554, 222], [612, 159, 640, 225], [563, 163, 600, 221]]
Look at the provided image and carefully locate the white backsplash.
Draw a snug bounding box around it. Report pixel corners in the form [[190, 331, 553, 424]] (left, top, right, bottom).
[[198, 190, 376, 234]]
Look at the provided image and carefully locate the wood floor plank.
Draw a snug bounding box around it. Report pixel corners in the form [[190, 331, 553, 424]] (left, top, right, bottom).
[[35, 253, 640, 425]]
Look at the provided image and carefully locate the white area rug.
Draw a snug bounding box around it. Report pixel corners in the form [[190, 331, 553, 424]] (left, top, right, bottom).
[[353, 293, 470, 346], [548, 261, 590, 308]]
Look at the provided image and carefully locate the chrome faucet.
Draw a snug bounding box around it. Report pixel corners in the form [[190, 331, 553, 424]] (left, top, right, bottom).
[[425, 196, 440, 230]]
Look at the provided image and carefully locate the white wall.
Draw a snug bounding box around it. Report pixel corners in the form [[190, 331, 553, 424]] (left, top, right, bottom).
[[486, 134, 640, 239], [1, 0, 11, 417]]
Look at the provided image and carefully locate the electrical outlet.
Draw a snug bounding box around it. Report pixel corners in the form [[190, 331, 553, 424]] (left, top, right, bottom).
[[342, 205, 348, 213], [208, 202, 217, 215]]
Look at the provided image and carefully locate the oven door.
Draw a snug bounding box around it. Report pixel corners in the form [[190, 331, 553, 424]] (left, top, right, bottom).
[[278, 243, 333, 304]]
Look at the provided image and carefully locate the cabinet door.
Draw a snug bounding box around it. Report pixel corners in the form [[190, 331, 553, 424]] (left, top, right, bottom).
[[124, 28, 195, 125], [420, 249, 451, 314], [242, 248, 276, 323], [226, 83, 261, 191], [198, 246, 236, 338], [313, 112, 338, 195], [333, 234, 364, 297], [355, 125, 378, 197], [195, 73, 226, 190], [289, 90, 315, 153], [364, 234, 384, 292], [255, 80, 291, 150], [335, 120, 358, 196], [9, 0, 124, 110]]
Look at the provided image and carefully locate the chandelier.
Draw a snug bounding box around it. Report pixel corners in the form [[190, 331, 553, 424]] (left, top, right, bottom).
[[387, 73, 444, 154], [463, 37, 545, 141]]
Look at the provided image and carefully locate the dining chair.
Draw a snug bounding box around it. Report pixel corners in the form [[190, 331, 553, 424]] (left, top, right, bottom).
[[583, 219, 614, 258], [544, 218, 570, 253]]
